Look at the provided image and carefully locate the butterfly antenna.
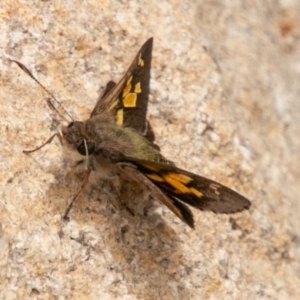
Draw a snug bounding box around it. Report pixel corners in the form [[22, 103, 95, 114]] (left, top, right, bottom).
[[10, 59, 73, 123]]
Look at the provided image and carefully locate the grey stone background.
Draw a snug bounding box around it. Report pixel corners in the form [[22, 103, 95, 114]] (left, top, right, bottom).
[[1, 1, 299, 299]]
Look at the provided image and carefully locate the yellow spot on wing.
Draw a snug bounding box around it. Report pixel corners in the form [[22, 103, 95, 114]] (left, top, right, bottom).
[[138, 54, 144, 66], [162, 173, 203, 197], [126, 76, 133, 85], [134, 82, 141, 93], [123, 93, 137, 107], [163, 174, 190, 194], [165, 173, 192, 184], [116, 109, 123, 125], [122, 82, 131, 97], [189, 187, 203, 197], [146, 173, 164, 182]]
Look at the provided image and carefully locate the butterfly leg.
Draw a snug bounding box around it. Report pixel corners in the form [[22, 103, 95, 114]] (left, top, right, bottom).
[[108, 173, 136, 217], [63, 169, 91, 219]]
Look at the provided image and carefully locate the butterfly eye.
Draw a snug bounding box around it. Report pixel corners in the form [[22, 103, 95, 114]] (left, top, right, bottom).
[[77, 141, 95, 155], [68, 122, 74, 128]]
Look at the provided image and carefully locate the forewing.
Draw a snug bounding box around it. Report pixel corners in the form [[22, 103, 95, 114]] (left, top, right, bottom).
[[122, 158, 251, 214], [91, 38, 154, 141]]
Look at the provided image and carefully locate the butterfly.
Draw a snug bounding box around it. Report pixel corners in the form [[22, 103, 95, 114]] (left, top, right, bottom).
[[12, 38, 250, 228]]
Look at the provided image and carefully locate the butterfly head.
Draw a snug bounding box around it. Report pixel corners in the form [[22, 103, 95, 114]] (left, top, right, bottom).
[[60, 121, 96, 164]]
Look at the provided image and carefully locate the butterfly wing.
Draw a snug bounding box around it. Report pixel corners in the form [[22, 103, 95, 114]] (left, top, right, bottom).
[[99, 80, 117, 99], [120, 163, 195, 228], [90, 38, 251, 228], [91, 38, 155, 142], [121, 157, 251, 215]]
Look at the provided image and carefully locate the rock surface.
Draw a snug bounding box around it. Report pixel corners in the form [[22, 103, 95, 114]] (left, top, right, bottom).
[[1, 1, 299, 299]]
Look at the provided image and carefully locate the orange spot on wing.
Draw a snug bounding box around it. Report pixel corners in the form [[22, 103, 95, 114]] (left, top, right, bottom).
[[146, 173, 164, 182], [138, 54, 144, 66], [165, 173, 192, 184], [122, 83, 131, 97], [123, 93, 137, 107], [134, 82, 141, 93], [116, 109, 123, 125], [189, 187, 203, 198], [163, 174, 190, 194]]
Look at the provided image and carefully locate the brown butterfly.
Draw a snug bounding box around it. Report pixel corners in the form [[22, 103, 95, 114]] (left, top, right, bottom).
[[12, 38, 250, 228]]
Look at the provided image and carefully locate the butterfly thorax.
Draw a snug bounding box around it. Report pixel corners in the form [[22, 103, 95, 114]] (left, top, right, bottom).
[[61, 115, 170, 168]]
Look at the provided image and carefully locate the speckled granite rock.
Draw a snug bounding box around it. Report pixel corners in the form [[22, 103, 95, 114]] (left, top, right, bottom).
[[1, 1, 299, 299]]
